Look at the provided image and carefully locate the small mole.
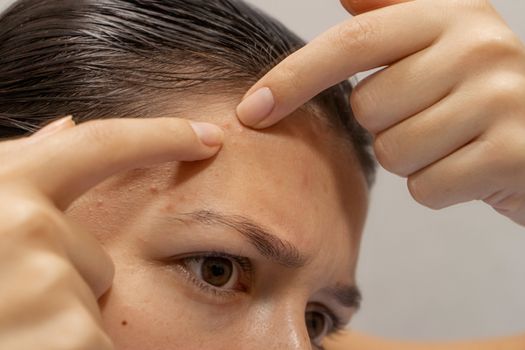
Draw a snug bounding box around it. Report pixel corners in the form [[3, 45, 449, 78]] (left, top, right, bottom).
[[121, 320, 128, 326]]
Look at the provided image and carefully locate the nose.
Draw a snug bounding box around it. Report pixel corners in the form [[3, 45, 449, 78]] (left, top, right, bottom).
[[244, 302, 311, 350]]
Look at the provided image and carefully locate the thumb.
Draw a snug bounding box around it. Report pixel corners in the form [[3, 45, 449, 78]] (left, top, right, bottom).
[[341, 0, 411, 15]]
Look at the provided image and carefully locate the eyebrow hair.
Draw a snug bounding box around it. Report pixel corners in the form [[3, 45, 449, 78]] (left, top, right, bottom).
[[178, 209, 309, 268]]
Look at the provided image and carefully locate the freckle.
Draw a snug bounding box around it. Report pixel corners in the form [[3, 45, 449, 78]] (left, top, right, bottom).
[[150, 185, 159, 195], [121, 320, 128, 326]]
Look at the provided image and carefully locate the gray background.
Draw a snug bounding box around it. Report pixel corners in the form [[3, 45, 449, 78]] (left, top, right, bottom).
[[245, 0, 525, 341], [1, 0, 523, 342]]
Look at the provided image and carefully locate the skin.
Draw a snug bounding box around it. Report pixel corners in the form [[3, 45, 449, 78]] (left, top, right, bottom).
[[237, 0, 525, 227], [3, 0, 525, 348], [0, 102, 369, 349], [0, 116, 224, 349], [68, 107, 368, 350]]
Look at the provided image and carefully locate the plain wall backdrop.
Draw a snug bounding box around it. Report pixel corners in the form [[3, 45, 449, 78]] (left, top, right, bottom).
[[244, 0, 525, 342]]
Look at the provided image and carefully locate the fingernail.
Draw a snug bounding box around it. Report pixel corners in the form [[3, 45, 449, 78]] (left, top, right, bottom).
[[33, 115, 75, 138], [236, 87, 275, 127], [190, 122, 224, 147]]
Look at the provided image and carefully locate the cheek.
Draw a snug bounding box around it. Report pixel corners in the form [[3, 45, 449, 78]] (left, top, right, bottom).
[[98, 250, 246, 350]]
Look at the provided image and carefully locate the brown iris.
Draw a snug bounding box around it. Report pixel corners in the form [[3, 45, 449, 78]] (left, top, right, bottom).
[[201, 257, 233, 287], [305, 311, 326, 341]]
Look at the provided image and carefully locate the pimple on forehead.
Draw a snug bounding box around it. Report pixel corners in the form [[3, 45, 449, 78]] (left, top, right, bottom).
[[149, 185, 159, 195]]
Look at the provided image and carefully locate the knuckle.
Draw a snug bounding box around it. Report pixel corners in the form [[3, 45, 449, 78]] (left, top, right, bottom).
[[485, 74, 525, 112], [160, 118, 194, 142], [334, 16, 377, 53], [6, 198, 60, 243], [478, 128, 525, 174], [78, 119, 119, 148], [462, 28, 522, 62]]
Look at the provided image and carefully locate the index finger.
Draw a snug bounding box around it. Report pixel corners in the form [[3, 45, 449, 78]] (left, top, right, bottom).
[[236, 0, 443, 129], [16, 118, 223, 209]]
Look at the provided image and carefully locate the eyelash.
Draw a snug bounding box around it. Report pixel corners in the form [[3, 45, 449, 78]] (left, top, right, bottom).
[[171, 251, 253, 299]]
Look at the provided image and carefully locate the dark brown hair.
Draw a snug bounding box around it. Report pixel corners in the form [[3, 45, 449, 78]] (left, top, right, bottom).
[[0, 0, 376, 185]]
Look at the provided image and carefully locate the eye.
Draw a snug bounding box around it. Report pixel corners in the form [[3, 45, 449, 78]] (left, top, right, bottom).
[[305, 304, 342, 348], [177, 252, 253, 296], [185, 256, 238, 289], [305, 310, 330, 345]]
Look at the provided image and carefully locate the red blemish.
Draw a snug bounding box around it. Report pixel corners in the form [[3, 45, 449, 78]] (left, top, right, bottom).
[[96, 199, 104, 208], [164, 204, 174, 212], [150, 185, 159, 195]]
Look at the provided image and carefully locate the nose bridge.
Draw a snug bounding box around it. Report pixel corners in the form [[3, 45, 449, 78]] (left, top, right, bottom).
[[244, 298, 311, 350]]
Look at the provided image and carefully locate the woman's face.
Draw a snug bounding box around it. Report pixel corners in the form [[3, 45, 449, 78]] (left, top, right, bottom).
[[67, 103, 369, 350]]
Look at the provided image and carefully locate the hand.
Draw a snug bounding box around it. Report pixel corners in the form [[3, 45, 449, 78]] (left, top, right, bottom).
[[236, 0, 525, 226], [0, 116, 223, 349]]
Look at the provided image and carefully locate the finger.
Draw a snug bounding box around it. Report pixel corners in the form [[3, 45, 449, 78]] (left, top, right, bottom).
[[0, 193, 114, 299], [18, 118, 224, 209], [340, 0, 412, 16], [236, 1, 445, 128], [61, 217, 115, 299], [373, 81, 493, 177], [351, 41, 456, 134], [406, 124, 525, 210], [0, 248, 114, 349]]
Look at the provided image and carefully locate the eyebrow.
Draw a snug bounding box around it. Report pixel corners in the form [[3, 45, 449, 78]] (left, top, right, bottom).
[[323, 284, 362, 310], [170, 209, 362, 308], [176, 209, 308, 268]]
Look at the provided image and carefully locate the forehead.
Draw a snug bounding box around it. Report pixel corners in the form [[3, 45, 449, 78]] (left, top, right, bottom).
[[184, 111, 368, 242], [74, 108, 368, 279]]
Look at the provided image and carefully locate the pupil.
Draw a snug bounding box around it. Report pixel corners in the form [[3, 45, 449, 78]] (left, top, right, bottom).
[[201, 257, 233, 287]]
